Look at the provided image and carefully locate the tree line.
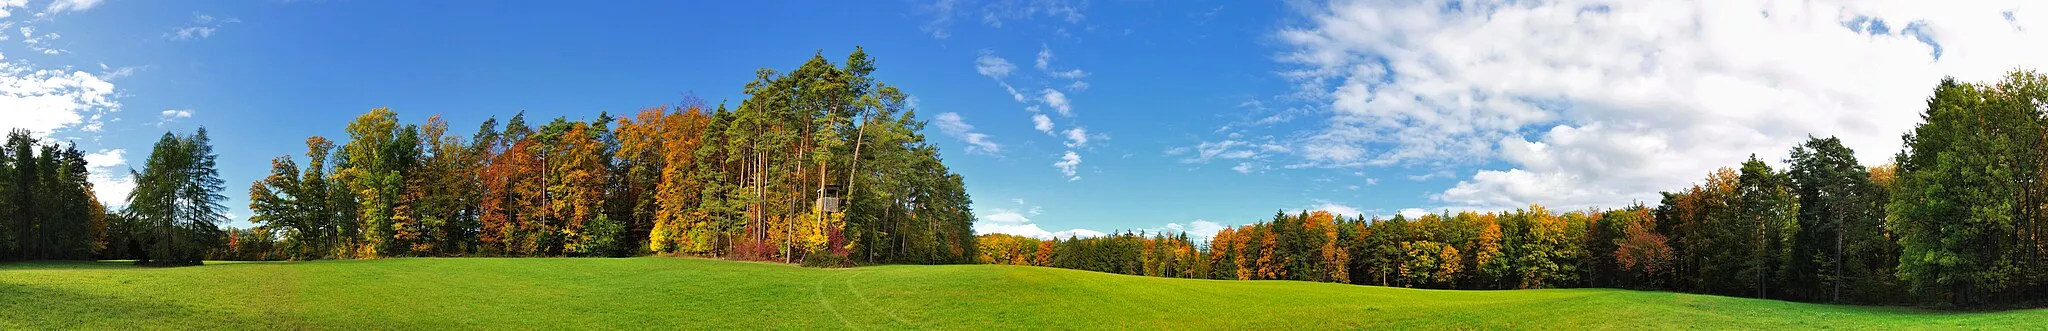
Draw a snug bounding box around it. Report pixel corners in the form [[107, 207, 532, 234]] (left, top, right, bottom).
[[242, 48, 976, 265], [0, 129, 108, 261], [0, 127, 230, 266], [6, 48, 979, 266], [979, 70, 2048, 306]]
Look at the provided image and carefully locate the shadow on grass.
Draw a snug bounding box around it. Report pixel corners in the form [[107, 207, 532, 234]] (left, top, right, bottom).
[[0, 282, 197, 326], [0, 260, 290, 271], [0, 260, 144, 270], [1596, 286, 2048, 315]]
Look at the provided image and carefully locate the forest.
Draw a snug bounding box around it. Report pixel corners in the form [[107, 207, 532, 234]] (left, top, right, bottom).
[[0, 49, 979, 267], [0, 128, 226, 266], [976, 71, 2048, 306], [237, 48, 977, 265]]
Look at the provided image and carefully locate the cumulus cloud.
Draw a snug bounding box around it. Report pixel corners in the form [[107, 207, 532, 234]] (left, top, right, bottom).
[[1145, 220, 1229, 240], [1054, 150, 1081, 181], [1275, 0, 2047, 211], [1301, 199, 1365, 218], [1039, 88, 1071, 116], [0, 54, 121, 137], [1031, 113, 1054, 134], [933, 112, 1001, 155], [82, 149, 133, 207], [1062, 127, 1089, 148], [974, 206, 1106, 239], [0, 0, 23, 19]]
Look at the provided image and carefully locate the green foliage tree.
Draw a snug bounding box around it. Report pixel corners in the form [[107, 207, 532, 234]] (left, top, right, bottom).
[[127, 129, 227, 266], [1786, 136, 1893, 302], [1736, 155, 1800, 299]]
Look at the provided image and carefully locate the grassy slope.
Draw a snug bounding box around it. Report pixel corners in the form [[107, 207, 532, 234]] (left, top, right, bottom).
[[1, 258, 2041, 330]]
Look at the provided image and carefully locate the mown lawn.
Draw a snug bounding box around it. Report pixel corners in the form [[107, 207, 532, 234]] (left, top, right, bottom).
[[1, 257, 2041, 329]]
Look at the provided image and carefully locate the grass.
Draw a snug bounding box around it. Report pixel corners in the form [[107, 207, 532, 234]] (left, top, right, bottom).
[[2, 258, 2043, 330]]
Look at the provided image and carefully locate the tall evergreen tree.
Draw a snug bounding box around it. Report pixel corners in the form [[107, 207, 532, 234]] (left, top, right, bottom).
[[127, 129, 226, 266], [1786, 136, 1888, 302], [7, 129, 40, 260]]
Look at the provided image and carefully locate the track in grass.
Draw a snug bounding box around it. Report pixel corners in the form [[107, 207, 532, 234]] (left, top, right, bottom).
[[1, 257, 2041, 329]]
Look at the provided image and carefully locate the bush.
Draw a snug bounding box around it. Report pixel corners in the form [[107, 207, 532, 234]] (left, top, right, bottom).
[[801, 249, 854, 268]]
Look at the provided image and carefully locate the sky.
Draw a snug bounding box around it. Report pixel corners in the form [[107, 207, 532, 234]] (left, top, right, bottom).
[[4, 0, 2048, 241]]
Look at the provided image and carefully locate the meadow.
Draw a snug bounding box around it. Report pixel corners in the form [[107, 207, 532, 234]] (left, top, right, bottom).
[[1, 257, 2042, 330]]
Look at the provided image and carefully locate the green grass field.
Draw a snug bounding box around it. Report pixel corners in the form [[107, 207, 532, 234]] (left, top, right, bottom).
[[1, 258, 2042, 330]]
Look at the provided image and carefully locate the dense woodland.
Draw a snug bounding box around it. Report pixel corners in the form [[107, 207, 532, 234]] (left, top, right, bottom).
[[0, 129, 108, 262], [238, 49, 977, 265], [0, 128, 228, 266], [1, 49, 979, 266], [978, 71, 2048, 306]]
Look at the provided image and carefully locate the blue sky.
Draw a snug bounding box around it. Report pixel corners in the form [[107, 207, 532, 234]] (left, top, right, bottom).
[[8, 0, 2047, 240]]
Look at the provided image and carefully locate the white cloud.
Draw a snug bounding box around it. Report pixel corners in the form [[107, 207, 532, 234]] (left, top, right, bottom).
[[1039, 88, 1071, 116], [165, 13, 238, 41], [1231, 162, 1259, 174], [44, 0, 98, 13], [1302, 199, 1365, 218], [82, 149, 132, 207], [917, 0, 1088, 39], [1000, 82, 1026, 103], [1065, 80, 1090, 91], [1035, 47, 1053, 70], [0, 0, 26, 19], [1031, 113, 1054, 134], [932, 112, 1001, 155], [1048, 69, 1088, 80], [974, 52, 1030, 102], [982, 208, 1032, 225], [1407, 169, 1453, 181], [156, 108, 192, 126], [1054, 150, 1081, 181], [0, 54, 122, 137], [1062, 127, 1089, 148], [1051, 228, 1106, 239], [1035, 46, 1091, 81], [21, 29, 60, 54], [973, 206, 1105, 239], [1178, 140, 1281, 163], [1275, 0, 2045, 210], [1145, 220, 1229, 240], [916, 0, 959, 39], [976, 52, 1016, 78], [167, 26, 214, 41]]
